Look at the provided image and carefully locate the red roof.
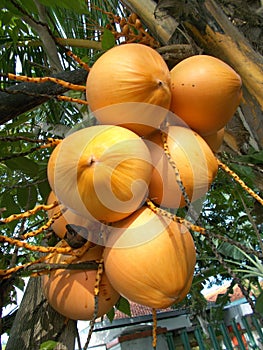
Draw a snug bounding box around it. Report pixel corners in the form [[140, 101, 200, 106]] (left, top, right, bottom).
[[114, 302, 174, 320], [114, 283, 247, 320], [204, 284, 246, 303]]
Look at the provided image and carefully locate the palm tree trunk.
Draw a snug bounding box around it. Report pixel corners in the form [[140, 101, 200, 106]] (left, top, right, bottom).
[[123, 0, 263, 149], [5, 277, 78, 350]]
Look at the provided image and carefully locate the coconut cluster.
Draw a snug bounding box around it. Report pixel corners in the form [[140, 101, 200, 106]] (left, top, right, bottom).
[[43, 43, 242, 320]]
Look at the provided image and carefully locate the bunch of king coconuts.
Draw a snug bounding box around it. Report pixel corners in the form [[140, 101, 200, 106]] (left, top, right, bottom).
[[43, 43, 242, 321]]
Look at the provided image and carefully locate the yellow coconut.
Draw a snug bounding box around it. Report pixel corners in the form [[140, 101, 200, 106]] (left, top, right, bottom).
[[47, 125, 153, 223], [43, 242, 120, 320], [145, 126, 218, 208], [103, 206, 196, 309], [86, 43, 171, 136], [170, 55, 242, 135]]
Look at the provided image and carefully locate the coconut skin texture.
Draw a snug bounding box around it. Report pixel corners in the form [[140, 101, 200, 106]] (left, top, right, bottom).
[[47, 125, 153, 223], [86, 43, 171, 136], [42, 242, 120, 320], [145, 126, 218, 208], [103, 206, 196, 309], [170, 55, 242, 135]]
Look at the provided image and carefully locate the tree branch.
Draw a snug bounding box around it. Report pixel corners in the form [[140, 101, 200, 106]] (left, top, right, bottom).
[[0, 69, 88, 125], [55, 38, 102, 50], [28, 261, 99, 273]]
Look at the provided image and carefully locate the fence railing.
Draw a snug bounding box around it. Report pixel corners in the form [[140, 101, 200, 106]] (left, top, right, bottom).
[[167, 314, 263, 349]]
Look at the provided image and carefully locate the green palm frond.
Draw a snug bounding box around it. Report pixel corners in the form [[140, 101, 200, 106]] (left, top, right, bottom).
[[225, 247, 263, 279], [1, 1, 128, 132]]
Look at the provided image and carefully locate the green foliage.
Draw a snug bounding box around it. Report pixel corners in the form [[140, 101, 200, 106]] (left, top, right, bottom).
[[0, 131, 52, 337], [106, 306, 115, 323], [38, 0, 89, 13], [255, 291, 263, 315], [187, 152, 263, 322], [218, 242, 247, 260], [40, 340, 58, 350], [101, 29, 116, 51], [225, 247, 263, 279], [107, 296, 131, 322], [116, 296, 131, 317], [5, 157, 39, 178], [234, 149, 263, 165]]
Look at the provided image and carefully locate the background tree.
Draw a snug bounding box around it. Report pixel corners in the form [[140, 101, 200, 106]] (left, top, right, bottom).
[[0, 0, 262, 349]]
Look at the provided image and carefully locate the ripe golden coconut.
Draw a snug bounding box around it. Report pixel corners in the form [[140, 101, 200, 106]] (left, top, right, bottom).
[[46, 191, 101, 242], [103, 206, 196, 309], [47, 125, 153, 223], [43, 242, 120, 320], [86, 43, 171, 136], [145, 126, 218, 208], [170, 55, 242, 135], [47, 141, 61, 192]]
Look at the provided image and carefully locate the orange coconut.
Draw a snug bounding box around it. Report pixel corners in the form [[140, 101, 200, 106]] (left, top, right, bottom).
[[46, 190, 69, 239], [47, 125, 153, 223], [86, 43, 171, 136], [43, 242, 120, 320], [170, 55, 242, 135], [46, 191, 100, 240], [103, 206, 196, 309], [145, 126, 218, 208]]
